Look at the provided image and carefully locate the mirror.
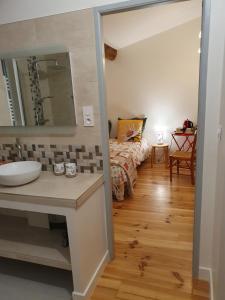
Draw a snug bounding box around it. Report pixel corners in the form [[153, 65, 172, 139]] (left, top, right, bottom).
[[0, 52, 76, 127]]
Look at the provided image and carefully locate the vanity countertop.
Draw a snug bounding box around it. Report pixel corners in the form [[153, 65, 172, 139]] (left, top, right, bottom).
[[0, 172, 104, 209]]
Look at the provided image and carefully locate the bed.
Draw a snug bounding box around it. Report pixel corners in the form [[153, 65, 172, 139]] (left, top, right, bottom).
[[109, 138, 150, 201]]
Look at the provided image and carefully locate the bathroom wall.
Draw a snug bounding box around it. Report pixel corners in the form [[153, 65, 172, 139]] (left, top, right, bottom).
[[0, 9, 103, 173], [0, 0, 129, 25]]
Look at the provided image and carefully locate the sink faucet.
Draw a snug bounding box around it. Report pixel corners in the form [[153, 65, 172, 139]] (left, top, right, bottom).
[[15, 138, 23, 160]]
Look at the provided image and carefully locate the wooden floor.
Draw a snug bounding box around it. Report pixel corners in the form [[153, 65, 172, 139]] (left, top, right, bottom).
[[91, 159, 209, 300]]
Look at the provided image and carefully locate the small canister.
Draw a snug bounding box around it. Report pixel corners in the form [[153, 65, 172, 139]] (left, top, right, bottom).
[[53, 162, 65, 176], [65, 162, 77, 178]]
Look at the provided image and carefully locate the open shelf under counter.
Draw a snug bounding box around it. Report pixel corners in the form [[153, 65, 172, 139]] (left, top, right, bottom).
[[0, 214, 71, 270]]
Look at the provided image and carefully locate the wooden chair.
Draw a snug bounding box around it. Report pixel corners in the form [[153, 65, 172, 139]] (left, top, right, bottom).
[[169, 133, 197, 185]]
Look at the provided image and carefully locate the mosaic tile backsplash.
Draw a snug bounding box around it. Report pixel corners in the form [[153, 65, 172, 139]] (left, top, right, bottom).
[[0, 143, 103, 173]]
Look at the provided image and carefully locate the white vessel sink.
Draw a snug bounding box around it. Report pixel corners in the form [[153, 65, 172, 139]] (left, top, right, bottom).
[[0, 161, 42, 186]]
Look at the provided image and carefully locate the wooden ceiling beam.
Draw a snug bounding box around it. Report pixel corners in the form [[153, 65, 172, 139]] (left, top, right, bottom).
[[104, 43, 117, 61]]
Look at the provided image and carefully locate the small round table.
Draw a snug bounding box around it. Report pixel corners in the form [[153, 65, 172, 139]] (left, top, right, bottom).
[[151, 143, 169, 168]]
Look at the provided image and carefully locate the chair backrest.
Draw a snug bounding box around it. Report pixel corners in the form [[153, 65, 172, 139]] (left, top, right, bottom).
[[191, 132, 197, 163]]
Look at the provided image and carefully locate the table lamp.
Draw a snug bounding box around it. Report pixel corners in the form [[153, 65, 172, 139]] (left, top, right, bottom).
[[154, 125, 167, 145]]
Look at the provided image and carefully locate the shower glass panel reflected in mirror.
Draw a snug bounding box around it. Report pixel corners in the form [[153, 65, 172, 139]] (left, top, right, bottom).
[[0, 52, 76, 127]]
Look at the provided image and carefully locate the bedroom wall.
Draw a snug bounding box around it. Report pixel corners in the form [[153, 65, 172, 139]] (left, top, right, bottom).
[[105, 18, 201, 145]]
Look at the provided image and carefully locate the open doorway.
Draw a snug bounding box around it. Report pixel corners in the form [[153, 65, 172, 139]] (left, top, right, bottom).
[[93, 0, 210, 299]]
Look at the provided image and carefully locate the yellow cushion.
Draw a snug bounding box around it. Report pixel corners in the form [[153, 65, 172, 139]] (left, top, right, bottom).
[[117, 119, 143, 142]]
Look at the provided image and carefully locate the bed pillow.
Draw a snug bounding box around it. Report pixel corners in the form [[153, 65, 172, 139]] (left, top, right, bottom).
[[117, 119, 144, 142], [118, 117, 147, 133]]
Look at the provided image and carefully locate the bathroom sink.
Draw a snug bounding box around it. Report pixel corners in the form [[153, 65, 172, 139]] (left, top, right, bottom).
[[0, 161, 42, 186]]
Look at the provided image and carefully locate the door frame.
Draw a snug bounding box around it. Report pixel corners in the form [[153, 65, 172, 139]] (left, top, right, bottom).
[[94, 0, 211, 278]]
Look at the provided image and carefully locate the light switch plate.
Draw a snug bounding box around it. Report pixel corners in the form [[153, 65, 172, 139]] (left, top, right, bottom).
[[83, 106, 94, 127]]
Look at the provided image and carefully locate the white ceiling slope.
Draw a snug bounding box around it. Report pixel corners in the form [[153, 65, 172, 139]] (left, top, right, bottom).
[[103, 0, 202, 49]]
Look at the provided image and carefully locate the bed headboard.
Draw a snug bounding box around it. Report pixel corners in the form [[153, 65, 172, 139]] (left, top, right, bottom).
[[108, 120, 112, 136]]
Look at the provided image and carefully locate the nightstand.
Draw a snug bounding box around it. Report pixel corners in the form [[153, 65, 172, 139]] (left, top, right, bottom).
[[151, 144, 169, 168]]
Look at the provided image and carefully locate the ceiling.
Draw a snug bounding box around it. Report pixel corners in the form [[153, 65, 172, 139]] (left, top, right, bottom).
[[103, 0, 202, 49]]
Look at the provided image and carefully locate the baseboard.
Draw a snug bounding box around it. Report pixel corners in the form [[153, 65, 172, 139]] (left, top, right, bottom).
[[199, 266, 214, 300], [72, 250, 109, 300]]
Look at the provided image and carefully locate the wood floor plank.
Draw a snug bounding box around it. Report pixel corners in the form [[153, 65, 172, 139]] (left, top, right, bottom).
[[91, 159, 209, 300]]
